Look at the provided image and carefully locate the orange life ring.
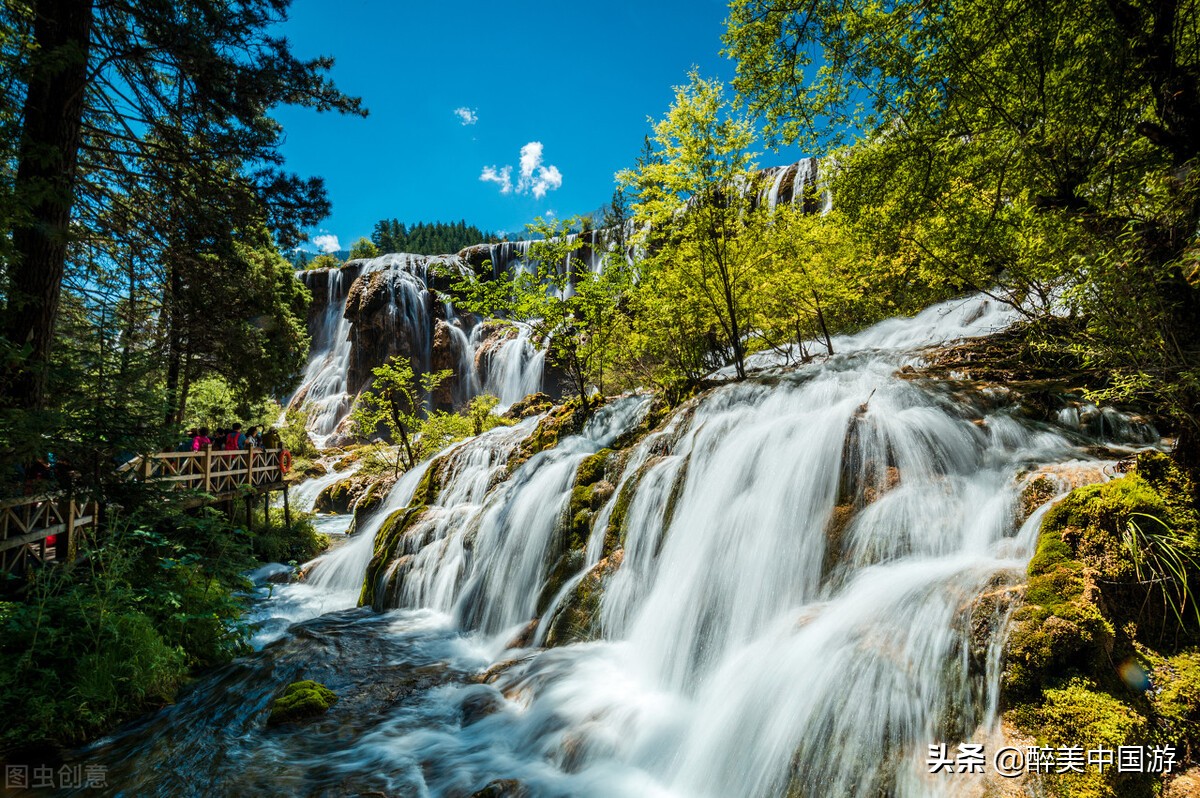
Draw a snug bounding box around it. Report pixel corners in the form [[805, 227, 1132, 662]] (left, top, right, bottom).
[[280, 449, 293, 474]]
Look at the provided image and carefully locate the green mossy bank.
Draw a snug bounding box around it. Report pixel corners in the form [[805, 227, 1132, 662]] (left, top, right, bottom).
[[1004, 451, 1200, 797]]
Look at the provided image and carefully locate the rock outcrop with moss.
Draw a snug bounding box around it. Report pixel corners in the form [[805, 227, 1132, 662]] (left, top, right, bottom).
[[266, 679, 338, 726], [1001, 451, 1200, 797]]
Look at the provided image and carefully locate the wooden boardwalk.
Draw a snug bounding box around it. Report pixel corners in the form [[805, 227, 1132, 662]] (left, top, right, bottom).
[[1, 447, 291, 575]]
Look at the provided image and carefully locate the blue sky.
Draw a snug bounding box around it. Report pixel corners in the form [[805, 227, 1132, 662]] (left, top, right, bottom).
[[273, 0, 806, 252]]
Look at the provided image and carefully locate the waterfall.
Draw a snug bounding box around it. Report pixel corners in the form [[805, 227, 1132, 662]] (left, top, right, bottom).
[[473, 321, 546, 410], [289, 267, 358, 445], [77, 290, 1162, 798], [290, 461, 360, 514], [337, 301, 1146, 797], [306, 458, 434, 595], [246, 458, 435, 647]]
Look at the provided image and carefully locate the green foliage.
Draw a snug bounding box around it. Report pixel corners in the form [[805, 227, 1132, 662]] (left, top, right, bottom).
[[267, 679, 338, 725], [0, 497, 263, 748], [467, 394, 511, 436], [450, 215, 632, 408], [619, 70, 763, 382], [724, 0, 1200, 440], [351, 357, 453, 472], [182, 376, 277, 431], [1011, 679, 1151, 798], [305, 253, 341, 270], [370, 218, 493, 255], [279, 406, 318, 458], [236, 503, 327, 565], [348, 237, 379, 260]]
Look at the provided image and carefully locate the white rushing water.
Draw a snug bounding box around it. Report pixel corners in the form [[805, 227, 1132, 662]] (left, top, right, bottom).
[[246, 458, 430, 648], [96, 288, 1167, 798], [254, 296, 1155, 798], [474, 321, 547, 411]]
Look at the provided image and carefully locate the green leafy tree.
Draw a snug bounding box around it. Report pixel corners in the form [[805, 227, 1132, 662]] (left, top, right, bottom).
[[724, 0, 1200, 456], [620, 70, 766, 381], [351, 358, 452, 474], [349, 237, 379, 260], [307, 253, 341, 270], [0, 0, 365, 414], [450, 216, 632, 410]]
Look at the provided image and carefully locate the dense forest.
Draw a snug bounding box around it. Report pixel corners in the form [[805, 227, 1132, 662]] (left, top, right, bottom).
[[1, 0, 1199, 794], [370, 218, 494, 255], [0, 0, 360, 750]]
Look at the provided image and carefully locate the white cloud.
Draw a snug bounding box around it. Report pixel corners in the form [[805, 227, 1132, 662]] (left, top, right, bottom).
[[481, 141, 563, 199], [454, 106, 478, 125], [479, 165, 512, 194], [544, 209, 555, 218], [312, 234, 341, 253]]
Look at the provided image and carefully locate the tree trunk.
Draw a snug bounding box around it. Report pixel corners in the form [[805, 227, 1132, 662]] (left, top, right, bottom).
[[813, 290, 834, 356], [2, 0, 94, 410]]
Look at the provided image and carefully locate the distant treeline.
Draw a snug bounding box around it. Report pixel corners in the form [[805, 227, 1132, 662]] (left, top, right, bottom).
[[371, 219, 496, 255]]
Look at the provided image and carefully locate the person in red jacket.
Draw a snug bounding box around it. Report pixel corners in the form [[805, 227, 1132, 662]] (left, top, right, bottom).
[[192, 427, 212, 451]]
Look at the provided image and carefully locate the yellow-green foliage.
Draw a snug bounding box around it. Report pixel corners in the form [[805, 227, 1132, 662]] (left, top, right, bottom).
[[267, 680, 338, 725], [1004, 451, 1200, 797], [1152, 651, 1200, 762], [1010, 678, 1150, 798]]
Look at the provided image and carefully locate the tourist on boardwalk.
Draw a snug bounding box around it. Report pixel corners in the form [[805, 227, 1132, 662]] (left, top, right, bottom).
[[262, 427, 281, 450], [225, 424, 245, 451], [192, 428, 212, 451]]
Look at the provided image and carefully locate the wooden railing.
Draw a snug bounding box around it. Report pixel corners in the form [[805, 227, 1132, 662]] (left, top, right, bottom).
[[2, 447, 289, 576], [127, 446, 287, 495], [1, 494, 98, 574]]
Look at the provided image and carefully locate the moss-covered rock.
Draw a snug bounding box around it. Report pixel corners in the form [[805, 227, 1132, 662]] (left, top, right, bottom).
[[314, 474, 365, 514], [1002, 450, 1200, 798], [504, 392, 554, 420], [1152, 651, 1200, 763], [287, 457, 327, 483], [545, 551, 624, 647], [267, 679, 338, 726], [1018, 474, 1060, 525], [1009, 678, 1150, 798], [575, 448, 612, 488]]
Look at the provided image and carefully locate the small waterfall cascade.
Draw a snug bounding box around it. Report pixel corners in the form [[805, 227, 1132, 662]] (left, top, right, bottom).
[[305, 458, 434, 595], [372, 397, 652, 631], [340, 297, 1155, 797], [472, 321, 546, 410], [290, 253, 554, 442], [288, 265, 361, 445], [73, 291, 1165, 798]]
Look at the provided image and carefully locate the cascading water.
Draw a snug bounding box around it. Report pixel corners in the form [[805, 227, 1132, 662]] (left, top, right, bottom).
[[73, 294, 1158, 798], [289, 266, 360, 445], [245, 458, 433, 647], [474, 322, 547, 411]]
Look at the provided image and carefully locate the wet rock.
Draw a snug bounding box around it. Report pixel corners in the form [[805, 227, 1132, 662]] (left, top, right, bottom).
[[503, 391, 553, 420], [472, 320, 519, 374], [474, 657, 531, 685], [545, 550, 624, 647], [343, 268, 432, 394], [430, 319, 466, 411], [459, 685, 505, 726], [1165, 767, 1200, 798], [505, 619, 539, 649], [266, 680, 338, 726], [470, 779, 528, 798]]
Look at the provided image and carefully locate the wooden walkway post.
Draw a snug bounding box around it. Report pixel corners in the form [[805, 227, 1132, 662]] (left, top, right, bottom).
[[202, 445, 213, 493], [283, 485, 292, 535]]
